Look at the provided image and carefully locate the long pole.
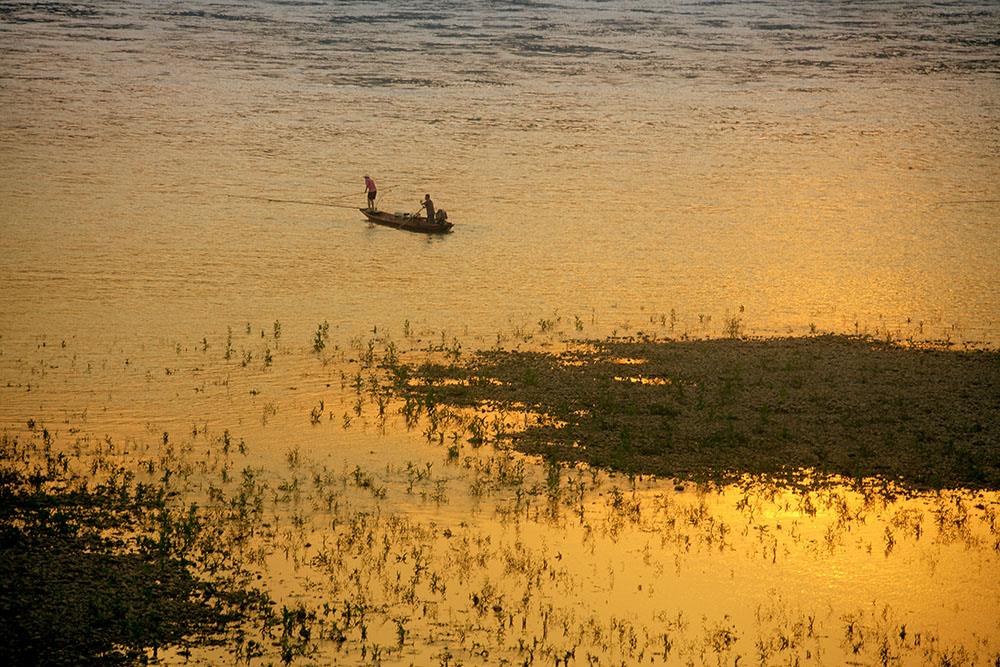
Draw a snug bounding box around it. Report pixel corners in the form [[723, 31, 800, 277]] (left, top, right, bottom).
[[934, 199, 1000, 205], [227, 194, 359, 209], [228, 185, 398, 209]]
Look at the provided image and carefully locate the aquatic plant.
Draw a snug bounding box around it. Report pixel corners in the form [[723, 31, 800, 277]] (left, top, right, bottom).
[[725, 315, 744, 339], [387, 335, 1000, 491], [314, 321, 330, 353], [8, 319, 999, 666], [310, 401, 324, 425], [0, 433, 271, 664]]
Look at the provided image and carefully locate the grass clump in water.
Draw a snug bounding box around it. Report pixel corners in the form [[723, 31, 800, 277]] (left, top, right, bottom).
[[390, 335, 1000, 491], [0, 433, 270, 665]]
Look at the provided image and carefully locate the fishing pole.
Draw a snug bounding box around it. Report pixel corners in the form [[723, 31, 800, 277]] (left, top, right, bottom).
[[227, 194, 359, 209], [328, 185, 397, 201]]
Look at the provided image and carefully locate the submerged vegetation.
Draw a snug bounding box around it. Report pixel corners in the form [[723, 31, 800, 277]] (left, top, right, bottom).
[[394, 335, 1000, 491], [0, 433, 270, 664], [1, 321, 998, 665]]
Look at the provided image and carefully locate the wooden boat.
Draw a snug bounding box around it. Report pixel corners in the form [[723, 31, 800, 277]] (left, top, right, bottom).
[[360, 208, 454, 234]]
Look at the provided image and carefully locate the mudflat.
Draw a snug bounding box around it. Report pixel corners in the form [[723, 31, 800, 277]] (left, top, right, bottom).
[[400, 335, 1000, 490]]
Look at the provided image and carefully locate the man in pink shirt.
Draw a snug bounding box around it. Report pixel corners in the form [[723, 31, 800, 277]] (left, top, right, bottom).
[[363, 175, 377, 210]]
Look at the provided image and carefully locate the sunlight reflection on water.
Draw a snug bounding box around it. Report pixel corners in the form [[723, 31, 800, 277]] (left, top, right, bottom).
[[1, 0, 998, 350]]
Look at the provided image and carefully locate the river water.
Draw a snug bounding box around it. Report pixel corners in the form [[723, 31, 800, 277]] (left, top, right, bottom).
[[2, 0, 999, 350], [2, 1, 999, 664]]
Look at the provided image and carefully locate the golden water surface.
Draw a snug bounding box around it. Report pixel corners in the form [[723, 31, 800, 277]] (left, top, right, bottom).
[[2, 0, 999, 664]]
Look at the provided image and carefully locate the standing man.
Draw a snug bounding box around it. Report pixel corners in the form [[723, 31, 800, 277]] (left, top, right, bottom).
[[420, 194, 435, 224], [363, 175, 377, 210]]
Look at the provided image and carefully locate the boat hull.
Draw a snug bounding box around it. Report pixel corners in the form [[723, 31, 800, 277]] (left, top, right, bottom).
[[360, 208, 453, 234]]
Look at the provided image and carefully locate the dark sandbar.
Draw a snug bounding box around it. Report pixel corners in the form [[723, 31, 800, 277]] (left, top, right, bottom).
[[401, 335, 1000, 490]]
